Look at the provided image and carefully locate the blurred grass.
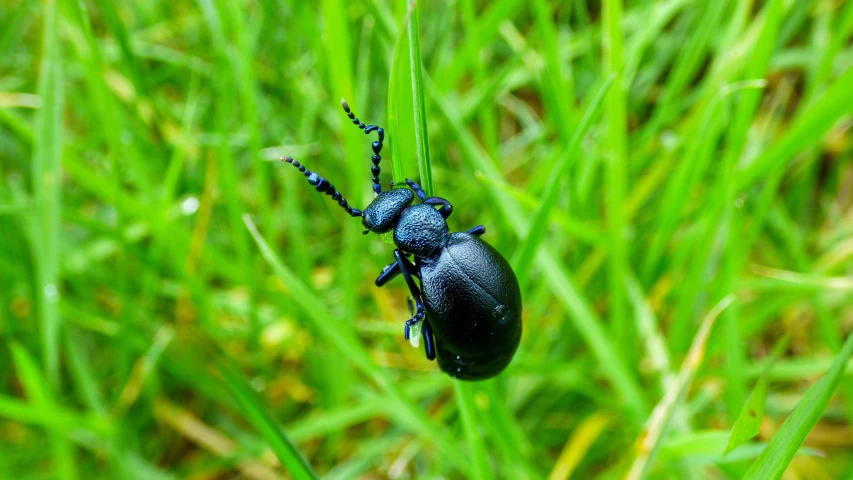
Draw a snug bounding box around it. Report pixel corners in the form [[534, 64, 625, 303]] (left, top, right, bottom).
[[219, 358, 319, 480], [2, 1, 853, 478]]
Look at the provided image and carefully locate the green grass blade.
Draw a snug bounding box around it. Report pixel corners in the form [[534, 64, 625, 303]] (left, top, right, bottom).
[[743, 330, 853, 479], [602, 0, 629, 354], [717, 0, 783, 419], [454, 382, 490, 480], [513, 74, 614, 285], [476, 381, 537, 478], [532, 0, 574, 141], [624, 273, 674, 392], [10, 342, 78, 479], [10, 342, 52, 404], [626, 296, 734, 480], [218, 360, 319, 480], [666, 0, 784, 357], [0, 202, 29, 215], [32, 0, 63, 389], [658, 431, 822, 466], [90, 0, 146, 95], [725, 336, 790, 454], [387, 37, 406, 186], [635, 0, 728, 143], [63, 332, 106, 415], [387, 3, 417, 187], [198, 0, 259, 339], [0, 394, 109, 435], [738, 65, 853, 188], [320, 0, 361, 426], [223, 1, 271, 232], [287, 379, 445, 443], [407, 2, 433, 196]]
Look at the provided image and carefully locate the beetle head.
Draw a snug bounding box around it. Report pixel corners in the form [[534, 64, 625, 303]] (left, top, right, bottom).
[[393, 204, 450, 257], [361, 188, 415, 233]]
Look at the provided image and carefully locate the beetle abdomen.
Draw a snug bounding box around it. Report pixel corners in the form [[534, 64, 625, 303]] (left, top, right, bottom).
[[419, 233, 522, 380]]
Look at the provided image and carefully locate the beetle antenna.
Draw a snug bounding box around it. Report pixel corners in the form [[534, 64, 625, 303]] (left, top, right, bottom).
[[341, 98, 385, 195], [280, 156, 362, 218]]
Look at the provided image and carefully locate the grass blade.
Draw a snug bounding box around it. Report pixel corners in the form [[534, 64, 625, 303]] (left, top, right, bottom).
[[513, 74, 614, 285], [743, 330, 853, 479], [548, 412, 612, 480], [658, 431, 822, 466], [0, 394, 109, 435], [387, 38, 406, 185], [387, 3, 417, 186], [726, 336, 790, 454], [454, 382, 490, 480], [407, 2, 433, 196], [624, 273, 674, 392], [0, 202, 29, 215], [218, 360, 319, 480], [729, 378, 769, 453], [10, 342, 78, 479], [602, 0, 629, 355], [10, 342, 52, 406], [32, 0, 63, 389], [30, 2, 74, 477], [738, 65, 853, 188], [626, 296, 734, 480]]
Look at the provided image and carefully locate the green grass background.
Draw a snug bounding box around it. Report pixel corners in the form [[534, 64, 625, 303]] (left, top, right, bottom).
[[2, 0, 853, 478]]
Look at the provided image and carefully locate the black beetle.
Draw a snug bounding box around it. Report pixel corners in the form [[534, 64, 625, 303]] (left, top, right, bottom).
[[280, 99, 522, 380]]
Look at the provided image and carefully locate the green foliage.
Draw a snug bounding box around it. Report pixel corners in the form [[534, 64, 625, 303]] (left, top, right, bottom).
[[2, 1, 853, 478], [726, 336, 789, 454], [743, 332, 853, 480], [219, 359, 319, 479]]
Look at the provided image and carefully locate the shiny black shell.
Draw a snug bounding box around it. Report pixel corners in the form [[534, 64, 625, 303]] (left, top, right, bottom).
[[418, 232, 522, 380]]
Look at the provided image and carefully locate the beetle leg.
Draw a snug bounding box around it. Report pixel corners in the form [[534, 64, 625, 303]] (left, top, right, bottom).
[[375, 254, 419, 287], [404, 308, 426, 340], [422, 319, 436, 361], [424, 197, 453, 219], [395, 249, 427, 340], [375, 261, 400, 286], [405, 178, 427, 201], [402, 180, 454, 219], [466, 225, 486, 236], [406, 296, 433, 355], [395, 250, 422, 292]]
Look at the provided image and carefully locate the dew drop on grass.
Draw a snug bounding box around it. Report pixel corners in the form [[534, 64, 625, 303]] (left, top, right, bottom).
[[181, 196, 200, 215], [44, 284, 58, 302]]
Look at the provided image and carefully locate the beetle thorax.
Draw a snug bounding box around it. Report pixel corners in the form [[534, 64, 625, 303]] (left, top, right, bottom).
[[393, 204, 450, 257]]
